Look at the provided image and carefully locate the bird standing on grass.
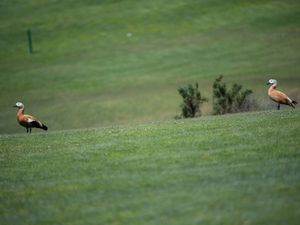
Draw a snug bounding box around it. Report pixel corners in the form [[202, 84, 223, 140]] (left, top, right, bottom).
[[14, 102, 48, 133], [267, 79, 297, 110]]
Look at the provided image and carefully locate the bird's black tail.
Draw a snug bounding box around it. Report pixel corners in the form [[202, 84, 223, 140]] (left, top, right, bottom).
[[31, 120, 48, 131], [290, 100, 297, 109], [41, 124, 48, 131]]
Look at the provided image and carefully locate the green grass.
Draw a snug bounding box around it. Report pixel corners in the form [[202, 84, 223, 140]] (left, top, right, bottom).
[[1, 109, 300, 225], [1, 1, 300, 224], [1, 0, 300, 133]]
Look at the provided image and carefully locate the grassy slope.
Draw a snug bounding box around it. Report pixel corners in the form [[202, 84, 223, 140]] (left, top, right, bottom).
[[1, 109, 300, 225], [1, 0, 300, 134]]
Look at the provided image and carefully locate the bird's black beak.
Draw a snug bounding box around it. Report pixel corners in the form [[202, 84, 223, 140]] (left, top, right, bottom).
[[13, 105, 17, 107], [266, 82, 270, 85]]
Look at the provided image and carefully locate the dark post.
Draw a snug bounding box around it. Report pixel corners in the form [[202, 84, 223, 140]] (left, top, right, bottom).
[[27, 29, 33, 54]]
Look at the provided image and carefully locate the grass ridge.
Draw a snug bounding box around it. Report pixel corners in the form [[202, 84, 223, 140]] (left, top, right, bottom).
[[1, 109, 300, 225]]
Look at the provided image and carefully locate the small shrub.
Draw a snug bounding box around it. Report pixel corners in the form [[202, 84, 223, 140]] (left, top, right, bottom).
[[213, 75, 253, 115], [177, 82, 207, 118]]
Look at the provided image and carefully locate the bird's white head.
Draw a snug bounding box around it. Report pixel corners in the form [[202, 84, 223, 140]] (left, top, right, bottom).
[[267, 79, 277, 86], [14, 102, 24, 109]]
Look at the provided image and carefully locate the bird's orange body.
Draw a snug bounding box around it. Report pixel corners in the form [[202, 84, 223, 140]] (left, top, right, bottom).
[[268, 85, 293, 105], [17, 108, 41, 128]]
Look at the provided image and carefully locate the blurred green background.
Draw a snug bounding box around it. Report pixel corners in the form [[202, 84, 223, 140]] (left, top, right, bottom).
[[1, 0, 299, 134]]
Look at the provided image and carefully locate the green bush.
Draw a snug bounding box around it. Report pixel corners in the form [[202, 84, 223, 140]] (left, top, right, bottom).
[[213, 75, 253, 115], [177, 82, 207, 118]]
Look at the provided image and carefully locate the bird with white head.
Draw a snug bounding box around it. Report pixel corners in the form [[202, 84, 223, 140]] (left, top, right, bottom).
[[267, 79, 297, 110], [13, 102, 48, 133]]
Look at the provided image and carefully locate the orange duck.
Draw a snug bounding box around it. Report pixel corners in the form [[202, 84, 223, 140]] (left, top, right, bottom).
[[267, 79, 297, 110], [14, 102, 48, 133]]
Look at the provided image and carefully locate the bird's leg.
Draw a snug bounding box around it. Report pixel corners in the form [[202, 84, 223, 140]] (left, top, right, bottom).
[[26, 128, 29, 133], [29, 128, 32, 133], [277, 104, 280, 110]]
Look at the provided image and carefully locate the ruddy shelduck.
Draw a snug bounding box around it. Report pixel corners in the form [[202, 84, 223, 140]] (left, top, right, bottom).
[[267, 79, 297, 110], [14, 102, 48, 133]]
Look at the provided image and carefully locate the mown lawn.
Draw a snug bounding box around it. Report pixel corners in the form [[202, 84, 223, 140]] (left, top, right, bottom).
[[1, 109, 300, 225]]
